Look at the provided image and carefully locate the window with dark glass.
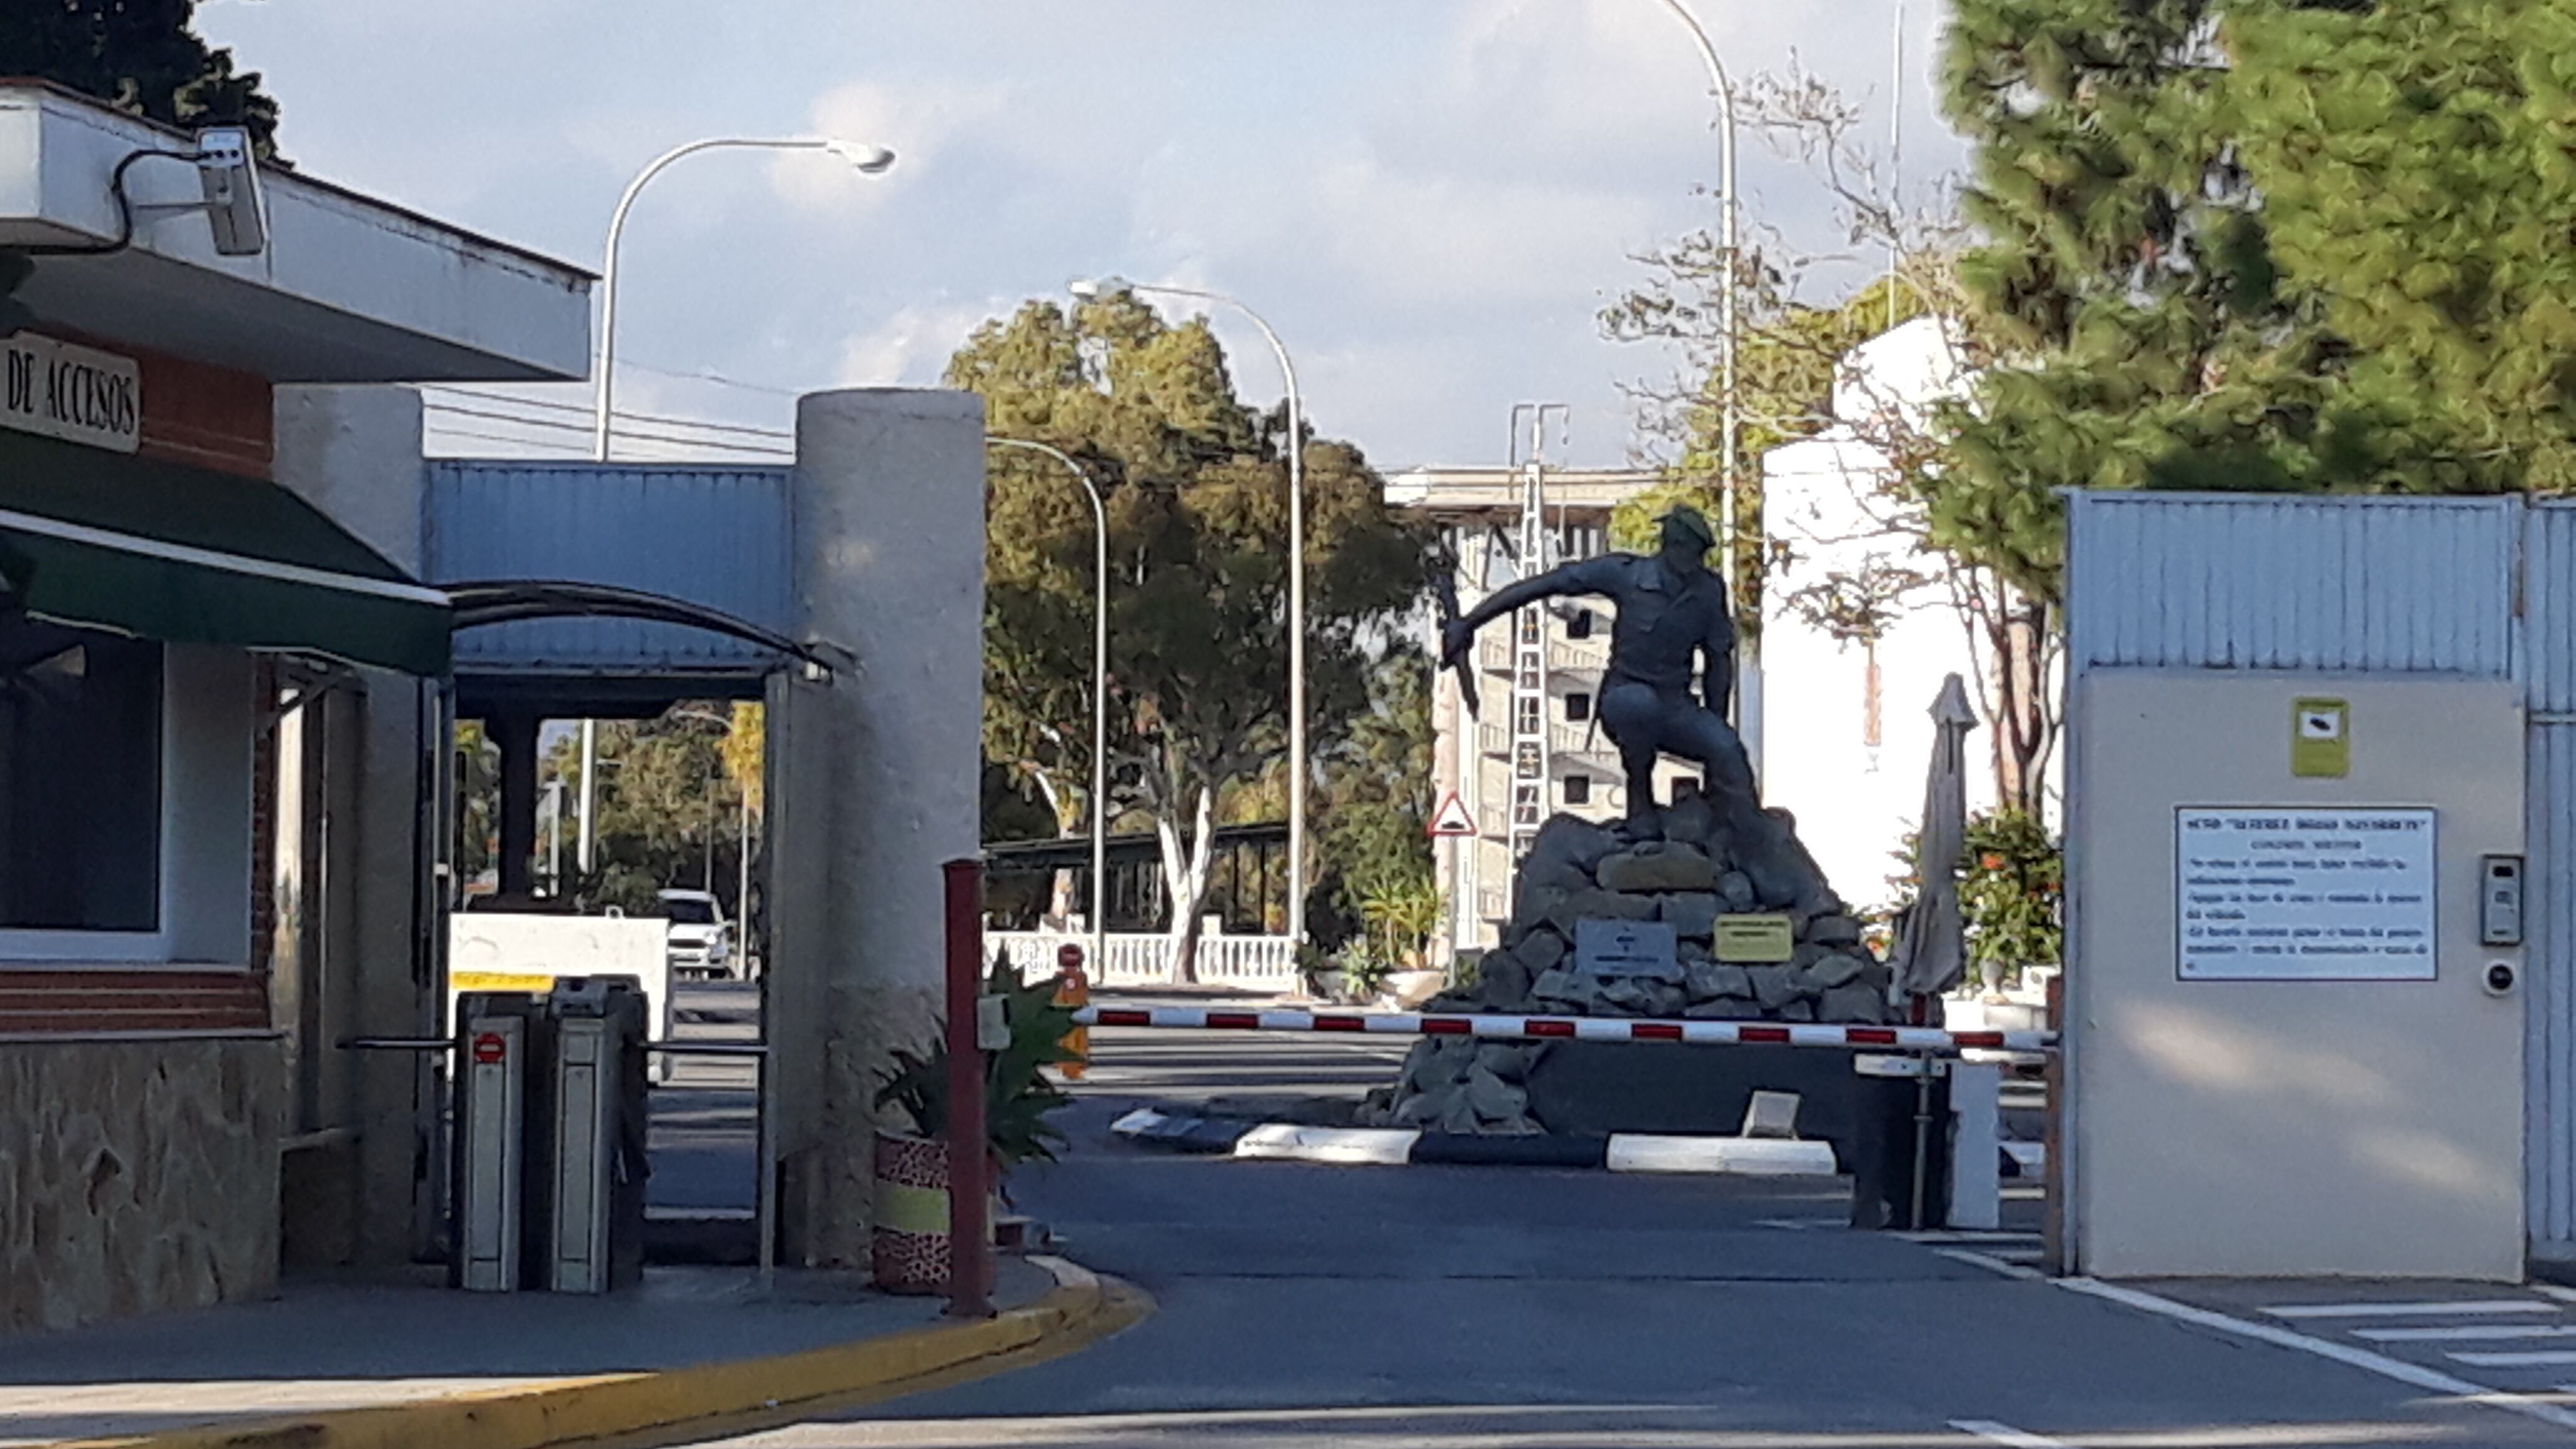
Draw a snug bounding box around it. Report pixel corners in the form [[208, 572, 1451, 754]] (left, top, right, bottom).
[[0, 619, 161, 931], [1563, 776, 1593, 806], [1565, 691, 1593, 723], [1565, 609, 1594, 640]]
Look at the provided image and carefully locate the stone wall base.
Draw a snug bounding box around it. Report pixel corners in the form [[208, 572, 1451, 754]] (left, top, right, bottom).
[[0, 1036, 283, 1335]]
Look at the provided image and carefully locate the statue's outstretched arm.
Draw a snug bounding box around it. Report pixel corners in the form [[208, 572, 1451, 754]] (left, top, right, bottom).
[[1443, 558, 1619, 666]]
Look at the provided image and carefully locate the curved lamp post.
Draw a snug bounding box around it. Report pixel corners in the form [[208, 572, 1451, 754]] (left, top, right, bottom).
[[988, 437, 1111, 978], [1068, 276, 1309, 954], [1649, 0, 1759, 779], [575, 134, 895, 871]]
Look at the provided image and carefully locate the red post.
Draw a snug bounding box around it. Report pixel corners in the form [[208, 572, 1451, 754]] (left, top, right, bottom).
[[942, 857, 993, 1318]]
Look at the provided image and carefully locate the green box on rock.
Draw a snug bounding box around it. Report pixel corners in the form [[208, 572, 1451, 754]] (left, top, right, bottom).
[[1712, 914, 1795, 963]]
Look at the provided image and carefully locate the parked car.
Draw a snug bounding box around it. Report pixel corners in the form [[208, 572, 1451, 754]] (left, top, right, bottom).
[[656, 888, 735, 980]]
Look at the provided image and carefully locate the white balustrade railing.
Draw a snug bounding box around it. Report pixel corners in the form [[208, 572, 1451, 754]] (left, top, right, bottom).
[[988, 929, 1302, 989]]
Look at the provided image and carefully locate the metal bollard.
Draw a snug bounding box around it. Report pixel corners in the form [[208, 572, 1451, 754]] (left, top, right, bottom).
[[1054, 943, 1090, 1082]]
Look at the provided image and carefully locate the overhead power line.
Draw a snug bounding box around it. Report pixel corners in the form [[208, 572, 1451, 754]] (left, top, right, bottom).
[[421, 401, 794, 458]]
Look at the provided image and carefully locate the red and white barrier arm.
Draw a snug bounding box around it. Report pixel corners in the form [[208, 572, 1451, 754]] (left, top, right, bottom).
[[1070, 1005, 2056, 1053]]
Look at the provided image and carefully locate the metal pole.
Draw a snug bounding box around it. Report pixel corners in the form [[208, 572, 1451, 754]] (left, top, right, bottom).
[[941, 857, 993, 1318], [593, 137, 874, 463], [987, 438, 1110, 977], [577, 718, 597, 876], [544, 779, 563, 893], [1890, 0, 1905, 333], [1095, 285, 1303, 954], [1651, 0, 1752, 776]]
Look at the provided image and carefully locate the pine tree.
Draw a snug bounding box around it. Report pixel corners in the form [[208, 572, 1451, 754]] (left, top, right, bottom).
[[2232, 0, 2576, 493], [1936, 0, 2576, 603], [1, 0, 281, 154], [1933, 0, 2344, 607]]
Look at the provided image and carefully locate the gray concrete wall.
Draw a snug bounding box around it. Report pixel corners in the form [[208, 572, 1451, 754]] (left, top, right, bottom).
[[772, 388, 985, 1267], [2068, 670, 2526, 1279], [271, 386, 438, 1266]]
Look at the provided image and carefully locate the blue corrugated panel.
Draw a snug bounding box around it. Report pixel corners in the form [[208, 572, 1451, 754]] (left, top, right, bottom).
[[2069, 492, 2518, 678], [426, 461, 793, 675]]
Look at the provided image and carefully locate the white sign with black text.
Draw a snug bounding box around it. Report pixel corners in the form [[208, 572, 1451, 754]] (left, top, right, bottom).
[[2176, 806, 2437, 980], [2, 334, 141, 454]]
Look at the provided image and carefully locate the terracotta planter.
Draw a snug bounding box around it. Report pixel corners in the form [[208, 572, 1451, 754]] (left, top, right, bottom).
[[871, 1129, 950, 1295]]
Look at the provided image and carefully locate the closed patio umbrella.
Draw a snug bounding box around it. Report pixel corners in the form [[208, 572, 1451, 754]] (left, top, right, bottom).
[[1890, 673, 1980, 1006]]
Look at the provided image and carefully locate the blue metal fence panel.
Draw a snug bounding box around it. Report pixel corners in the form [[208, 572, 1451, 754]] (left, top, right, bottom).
[[2067, 492, 2519, 678], [426, 461, 793, 675]]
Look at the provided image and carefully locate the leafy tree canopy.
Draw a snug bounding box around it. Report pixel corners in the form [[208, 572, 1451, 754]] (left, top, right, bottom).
[[950, 297, 1431, 971]]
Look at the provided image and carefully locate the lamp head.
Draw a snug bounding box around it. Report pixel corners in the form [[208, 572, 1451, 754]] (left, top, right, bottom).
[[1067, 276, 1133, 302], [822, 140, 897, 173]]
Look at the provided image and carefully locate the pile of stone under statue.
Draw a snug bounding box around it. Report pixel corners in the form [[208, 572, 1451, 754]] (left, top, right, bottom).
[[1359, 789, 1895, 1136]]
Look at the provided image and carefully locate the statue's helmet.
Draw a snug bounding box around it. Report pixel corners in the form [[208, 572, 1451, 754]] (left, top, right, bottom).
[[1658, 505, 1717, 552]]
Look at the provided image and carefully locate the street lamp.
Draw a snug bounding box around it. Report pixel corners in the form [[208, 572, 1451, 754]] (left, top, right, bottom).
[[1069, 276, 1310, 953], [1649, 0, 1759, 778], [577, 134, 896, 871], [988, 437, 1110, 977]]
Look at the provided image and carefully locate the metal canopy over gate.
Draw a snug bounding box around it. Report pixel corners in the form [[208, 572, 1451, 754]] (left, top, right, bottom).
[[426, 461, 796, 695]]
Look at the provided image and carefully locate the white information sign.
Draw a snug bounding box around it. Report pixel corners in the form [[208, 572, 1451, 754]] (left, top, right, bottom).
[[2176, 807, 2437, 980], [1, 334, 140, 454]]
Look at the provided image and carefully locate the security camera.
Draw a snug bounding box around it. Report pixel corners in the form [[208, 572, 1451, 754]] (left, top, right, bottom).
[[2486, 961, 2519, 998], [192, 127, 266, 258]]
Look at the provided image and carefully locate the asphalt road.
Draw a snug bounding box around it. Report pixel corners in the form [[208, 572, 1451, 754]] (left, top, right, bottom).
[[648, 981, 763, 1219], [665, 1006, 2576, 1448]]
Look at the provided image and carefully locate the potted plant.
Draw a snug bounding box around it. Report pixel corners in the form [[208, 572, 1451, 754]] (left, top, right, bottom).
[[869, 951, 1081, 1294], [1959, 809, 2064, 1003]]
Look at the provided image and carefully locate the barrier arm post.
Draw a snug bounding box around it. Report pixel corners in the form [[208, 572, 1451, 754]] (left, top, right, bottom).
[[942, 857, 993, 1319]]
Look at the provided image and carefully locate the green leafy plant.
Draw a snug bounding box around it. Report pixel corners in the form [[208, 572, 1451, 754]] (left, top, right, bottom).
[[1959, 809, 2062, 984], [874, 952, 1082, 1174]]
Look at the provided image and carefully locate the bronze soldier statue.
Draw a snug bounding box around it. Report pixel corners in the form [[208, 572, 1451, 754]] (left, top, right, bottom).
[[1439, 505, 1832, 912]]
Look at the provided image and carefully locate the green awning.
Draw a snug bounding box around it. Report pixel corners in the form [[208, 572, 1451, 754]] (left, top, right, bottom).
[[0, 429, 452, 676]]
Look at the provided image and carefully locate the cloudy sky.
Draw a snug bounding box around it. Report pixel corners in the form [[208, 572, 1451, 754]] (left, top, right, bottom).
[[199, 0, 1966, 472]]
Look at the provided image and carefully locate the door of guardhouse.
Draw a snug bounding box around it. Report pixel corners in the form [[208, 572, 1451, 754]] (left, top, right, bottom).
[[2066, 670, 2527, 1279]]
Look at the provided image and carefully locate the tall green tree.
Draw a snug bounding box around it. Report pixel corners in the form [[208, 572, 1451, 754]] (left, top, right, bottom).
[[2, 0, 281, 154], [2229, 0, 2576, 494], [1314, 648, 1438, 961], [550, 707, 750, 918], [952, 298, 1430, 981]]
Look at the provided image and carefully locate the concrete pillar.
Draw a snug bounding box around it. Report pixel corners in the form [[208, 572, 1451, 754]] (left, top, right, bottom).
[[771, 389, 985, 1267], [271, 386, 439, 1266], [490, 711, 540, 899]]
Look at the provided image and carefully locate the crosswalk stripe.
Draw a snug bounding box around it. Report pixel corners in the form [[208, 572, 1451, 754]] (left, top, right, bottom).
[[2263, 1300, 2558, 1320], [2358, 1325, 2576, 1343], [2449, 1350, 2576, 1368]]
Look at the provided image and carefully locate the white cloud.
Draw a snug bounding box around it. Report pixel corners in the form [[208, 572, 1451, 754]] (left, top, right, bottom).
[[832, 300, 1012, 389], [777, 79, 1012, 213]]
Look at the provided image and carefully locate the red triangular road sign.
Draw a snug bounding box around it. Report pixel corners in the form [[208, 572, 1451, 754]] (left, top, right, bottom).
[[1428, 791, 1478, 839]]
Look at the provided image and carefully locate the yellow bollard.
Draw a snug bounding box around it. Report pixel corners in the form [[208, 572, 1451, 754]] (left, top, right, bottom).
[[1053, 944, 1090, 1081]]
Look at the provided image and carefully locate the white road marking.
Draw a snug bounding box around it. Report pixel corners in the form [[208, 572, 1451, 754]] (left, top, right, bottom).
[[1935, 1247, 2044, 1282], [1901, 1231, 2044, 1246], [1951, 1418, 2077, 1448], [2356, 1324, 2576, 1343], [2063, 1279, 2576, 1434], [2449, 1349, 2576, 1368], [2261, 1299, 2558, 1320]]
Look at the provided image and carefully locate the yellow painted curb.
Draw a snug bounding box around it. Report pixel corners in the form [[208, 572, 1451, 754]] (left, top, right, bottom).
[[64, 1257, 1136, 1449]]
